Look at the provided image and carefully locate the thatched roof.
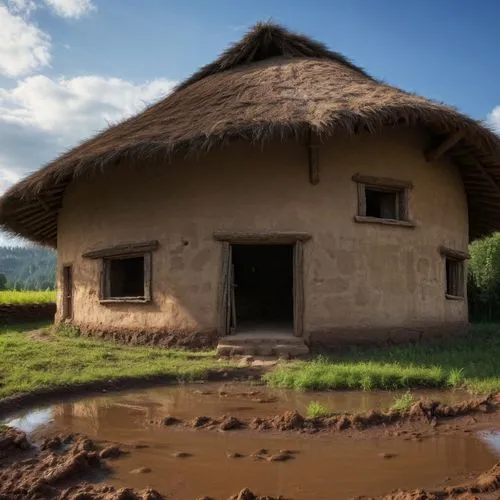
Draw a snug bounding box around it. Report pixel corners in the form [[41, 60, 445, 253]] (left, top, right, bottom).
[[1, 22, 500, 247]]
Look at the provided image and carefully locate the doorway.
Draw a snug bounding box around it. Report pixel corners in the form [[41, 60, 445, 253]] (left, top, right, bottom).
[[230, 244, 294, 334], [62, 265, 73, 320]]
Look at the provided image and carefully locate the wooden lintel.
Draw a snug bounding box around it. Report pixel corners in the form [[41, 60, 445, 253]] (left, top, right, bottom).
[[83, 240, 159, 259], [213, 232, 312, 243], [471, 159, 500, 196], [352, 173, 413, 189], [308, 130, 320, 185], [439, 245, 470, 261], [425, 131, 464, 162]]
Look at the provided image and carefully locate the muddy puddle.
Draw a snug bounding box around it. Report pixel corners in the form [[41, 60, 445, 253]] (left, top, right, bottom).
[[5, 382, 470, 430], [4, 383, 500, 499]]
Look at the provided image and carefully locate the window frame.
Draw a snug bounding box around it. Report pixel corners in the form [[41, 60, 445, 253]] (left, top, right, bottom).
[[439, 246, 468, 301], [352, 173, 415, 228], [100, 252, 152, 303], [82, 240, 158, 305]]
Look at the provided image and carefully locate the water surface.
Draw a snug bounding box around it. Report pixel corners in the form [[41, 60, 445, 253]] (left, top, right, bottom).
[[5, 383, 499, 500]]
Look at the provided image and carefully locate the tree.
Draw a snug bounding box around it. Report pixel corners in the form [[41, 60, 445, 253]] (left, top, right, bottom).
[[469, 233, 500, 321], [0, 273, 6, 290]]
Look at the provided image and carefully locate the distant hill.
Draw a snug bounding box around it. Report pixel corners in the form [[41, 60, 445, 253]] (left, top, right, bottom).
[[0, 246, 56, 290]]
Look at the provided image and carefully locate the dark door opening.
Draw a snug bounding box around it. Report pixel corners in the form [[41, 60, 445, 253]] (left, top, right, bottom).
[[62, 265, 73, 320], [231, 244, 293, 332]]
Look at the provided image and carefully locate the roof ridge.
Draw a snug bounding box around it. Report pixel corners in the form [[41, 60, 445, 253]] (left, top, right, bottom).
[[175, 22, 373, 91]]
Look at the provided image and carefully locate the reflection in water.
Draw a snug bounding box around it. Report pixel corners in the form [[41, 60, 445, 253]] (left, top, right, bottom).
[[2, 383, 500, 500], [5, 383, 471, 434], [479, 430, 500, 456], [7, 408, 53, 433]]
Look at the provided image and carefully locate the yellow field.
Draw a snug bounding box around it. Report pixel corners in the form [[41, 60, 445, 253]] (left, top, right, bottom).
[[0, 290, 56, 305]]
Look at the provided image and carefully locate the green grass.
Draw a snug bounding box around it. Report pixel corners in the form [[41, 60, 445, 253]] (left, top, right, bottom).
[[0, 290, 56, 305], [0, 323, 228, 399], [306, 401, 331, 418], [265, 323, 500, 394], [1, 322, 500, 401], [389, 391, 416, 412]]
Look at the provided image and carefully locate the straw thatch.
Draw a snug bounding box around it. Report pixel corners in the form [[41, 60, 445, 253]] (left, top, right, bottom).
[[1, 22, 500, 246]]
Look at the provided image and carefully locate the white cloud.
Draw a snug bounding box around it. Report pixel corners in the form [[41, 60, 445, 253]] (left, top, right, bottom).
[[488, 106, 500, 134], [0, 74, 176, 245], [0, 75, 176, 144], [7, 0, 38, 14], [0, 3, 51, 77], [43, 0, 95, 18], [0, 72, 175, 193]]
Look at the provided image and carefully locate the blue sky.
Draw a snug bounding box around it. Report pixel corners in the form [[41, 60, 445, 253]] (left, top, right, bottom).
[[0, 0, 499, 245]]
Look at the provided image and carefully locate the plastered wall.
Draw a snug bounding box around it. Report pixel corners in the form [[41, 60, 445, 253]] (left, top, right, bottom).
[[56, 128, 469, 344]]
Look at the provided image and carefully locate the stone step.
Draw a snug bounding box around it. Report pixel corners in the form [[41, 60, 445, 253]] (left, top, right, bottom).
[[216, 341, 309, 358], [221, 336, 305, 346]]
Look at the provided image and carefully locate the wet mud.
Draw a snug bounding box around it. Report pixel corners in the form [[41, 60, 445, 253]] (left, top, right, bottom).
[[0, 429, 162, 499], [363, 462, 500, 499], [5, 381, 468, 422], [147, 392, 500, 437], [2, 384, 500, 499]]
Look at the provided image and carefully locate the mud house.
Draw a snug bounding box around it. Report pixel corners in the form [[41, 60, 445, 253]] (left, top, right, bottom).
[[1, 24, 500, 355]]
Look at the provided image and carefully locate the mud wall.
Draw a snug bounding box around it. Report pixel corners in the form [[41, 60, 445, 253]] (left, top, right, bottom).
[[56, 128, 469, 345], [0, 303, 56, 325]]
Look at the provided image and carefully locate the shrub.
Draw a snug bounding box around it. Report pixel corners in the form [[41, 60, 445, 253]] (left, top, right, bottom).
[[389, 391, 415, 412], [54, 323, 81, 338], [306, 401, 331, 418]]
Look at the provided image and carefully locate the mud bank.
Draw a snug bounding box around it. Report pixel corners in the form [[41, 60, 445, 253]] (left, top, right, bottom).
[[0, 303, 55, 324], [0, 427, 282, 500], [76, 324, 218, 350], [150, 393, 500, 435], [363, 462, 500, 499], [2, 425, 500, 500], [0, 428, 161, 499]]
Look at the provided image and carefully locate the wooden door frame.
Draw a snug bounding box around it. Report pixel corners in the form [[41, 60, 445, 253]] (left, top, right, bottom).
[[214, 232, 311, 337]]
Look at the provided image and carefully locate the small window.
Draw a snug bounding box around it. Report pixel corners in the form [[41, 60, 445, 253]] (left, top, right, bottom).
[[365, 188, 400, 220], [109, 257, 144, 297], [352, 174, 414, 227], [445, 258, 464, 298], [439, 246, 468, 300], [101, 254, 151, 302]]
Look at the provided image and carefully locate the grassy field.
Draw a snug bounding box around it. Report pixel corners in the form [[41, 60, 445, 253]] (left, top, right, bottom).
[[0, 323, 499, 401], [265, 323, 500, 394], [0, 290, 56, 305], [0, 323, 226, 399]]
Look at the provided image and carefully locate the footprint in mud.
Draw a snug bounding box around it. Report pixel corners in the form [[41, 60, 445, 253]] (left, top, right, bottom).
[[251, 449, 297, 462], [172, 451, 192, 458], [267, 453, 295, 462], [226, 406, 255, 412], [130, 467, 152, 474], [252, 397, 278, 404], [99, 444, 124, 459]]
